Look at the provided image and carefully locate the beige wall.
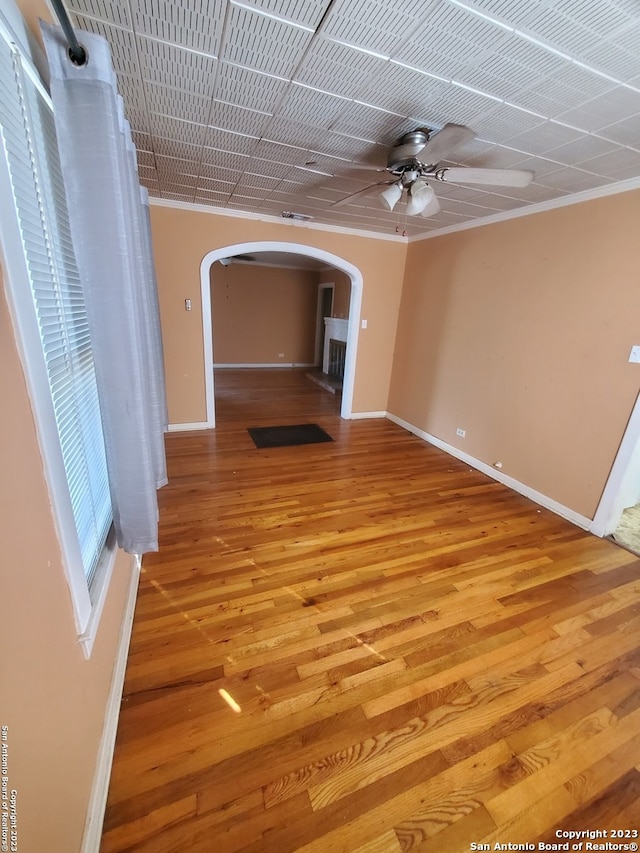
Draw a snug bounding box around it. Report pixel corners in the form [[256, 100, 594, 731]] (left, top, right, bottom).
[[211, 262, 318, 365], [388, 189, 640, 519], [1, 267, 136, 852], [149, 204, 407, 423]]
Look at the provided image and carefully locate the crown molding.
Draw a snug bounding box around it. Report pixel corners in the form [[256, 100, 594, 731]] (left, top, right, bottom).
[[408, 176, 640, 242], [148, 196, 407, 243]]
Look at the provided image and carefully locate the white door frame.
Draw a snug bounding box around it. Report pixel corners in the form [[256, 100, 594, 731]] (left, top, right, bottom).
[[315, 282, 334, 367], [200, 242, 362, 427], [591, 388, 640, 536]]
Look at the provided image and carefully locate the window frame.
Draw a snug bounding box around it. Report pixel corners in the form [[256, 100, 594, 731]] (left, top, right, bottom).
[[0, 11, 115, 658]]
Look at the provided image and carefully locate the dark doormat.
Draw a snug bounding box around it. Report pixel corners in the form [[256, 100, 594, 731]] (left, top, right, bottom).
[[248, 423, 334, 449]]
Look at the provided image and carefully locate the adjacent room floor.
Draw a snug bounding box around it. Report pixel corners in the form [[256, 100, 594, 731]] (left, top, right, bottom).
[[612, 503, 640, 557], [101, 369, 640, 852]]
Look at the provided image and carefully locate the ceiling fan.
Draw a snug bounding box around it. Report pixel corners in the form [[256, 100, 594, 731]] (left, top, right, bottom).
[[332, 123, 534, 217]]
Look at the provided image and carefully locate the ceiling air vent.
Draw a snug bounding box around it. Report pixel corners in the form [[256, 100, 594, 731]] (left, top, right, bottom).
[[281, 211, 313, 221]]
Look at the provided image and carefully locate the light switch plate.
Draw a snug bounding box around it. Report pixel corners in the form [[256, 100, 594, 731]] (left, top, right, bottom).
[[629, 345, 640, 363]]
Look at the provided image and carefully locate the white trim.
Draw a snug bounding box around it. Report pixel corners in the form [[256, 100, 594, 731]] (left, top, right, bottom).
[[213, 362, 316, 368], [201, 242, 363, 424], [150, 196, 406, 243], [386, 412, 592, 530], [408, 176, 640, 242], [167, 421, 210, 432], [79, 528, 118, 658], [80, 555, 140, 853], [591, 388, 640, 537], [233, 258, 332, 271], [349, 410, 387, 419]]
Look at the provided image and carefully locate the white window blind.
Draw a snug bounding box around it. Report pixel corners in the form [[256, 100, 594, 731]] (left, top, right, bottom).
[[0, 34, 112, 584]]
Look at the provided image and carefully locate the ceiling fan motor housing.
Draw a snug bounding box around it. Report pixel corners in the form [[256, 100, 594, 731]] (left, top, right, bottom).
[[399, 129, 430, 146], [387, 128, 431, 170]]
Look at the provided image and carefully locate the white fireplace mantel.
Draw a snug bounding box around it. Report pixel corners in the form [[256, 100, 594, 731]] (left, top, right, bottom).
[[323, 317, 348, 374]]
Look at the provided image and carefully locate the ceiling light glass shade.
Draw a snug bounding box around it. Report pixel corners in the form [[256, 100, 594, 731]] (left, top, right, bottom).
[[406, 180, 436, 216], [379, 182, 403, 211], [419, 192, 441, 218]]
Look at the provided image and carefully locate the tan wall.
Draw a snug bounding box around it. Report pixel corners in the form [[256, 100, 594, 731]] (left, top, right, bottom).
[[211, 262, 318, 365], [1, 267, 135, 852], [149, 204, 407, 423], [319, 268, 351, 319], [388, 189, 640, 519]]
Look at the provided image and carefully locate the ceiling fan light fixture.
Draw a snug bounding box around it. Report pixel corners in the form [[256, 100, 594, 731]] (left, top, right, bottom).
[[379, 182, 403, 211], [406, 180, 435, 216]]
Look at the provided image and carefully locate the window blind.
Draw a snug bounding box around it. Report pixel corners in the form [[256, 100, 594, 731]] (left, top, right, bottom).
[[0, 36, 112, 583]]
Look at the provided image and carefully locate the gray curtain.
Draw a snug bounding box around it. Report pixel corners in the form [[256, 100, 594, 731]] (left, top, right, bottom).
[[41, 23, 168, 554]]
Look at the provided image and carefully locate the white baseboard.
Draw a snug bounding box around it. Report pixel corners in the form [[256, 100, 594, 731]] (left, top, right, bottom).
[[349, 410, 387, 419], [213, 362, 316, 368], [81, 556, 141, 853], [386, 412, 592, 531], [167, 421, 211, 432]]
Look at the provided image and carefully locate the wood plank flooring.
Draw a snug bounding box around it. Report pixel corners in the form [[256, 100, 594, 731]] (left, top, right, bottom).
[[101, 369, 640, 853]]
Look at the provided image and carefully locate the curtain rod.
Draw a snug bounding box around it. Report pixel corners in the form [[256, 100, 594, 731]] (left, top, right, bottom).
[[49, 0, 87, 65]]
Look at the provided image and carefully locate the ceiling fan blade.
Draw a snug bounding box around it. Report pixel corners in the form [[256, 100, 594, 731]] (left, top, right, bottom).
[[419, 193, 441, 217], [330, 180, 394, 208], [437, 167, 534, 187], [420, 123, 476, 165]]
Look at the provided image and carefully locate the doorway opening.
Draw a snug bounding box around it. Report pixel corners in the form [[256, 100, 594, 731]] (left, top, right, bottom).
[[592, 387, 640, 554], [315, 282, 334, 369], [200, 242, 362, 427]]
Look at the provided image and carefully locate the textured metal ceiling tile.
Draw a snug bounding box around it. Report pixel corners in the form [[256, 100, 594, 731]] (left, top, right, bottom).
[[151, 137, 203, 161], [145, 82, 213, 123], [209, 101, 272, 136], [546, 135, 619, 165], [328, 105, 407, 146], [215, 63, 289, 113], [202, 148, 252, 171], [295, 37, 389, 99], [137, 36, 218, 96], [321, 0, 437, 57], [598, 115, 640, 147], [63, 0, 640, 234], [240, 0, 329, 28], [221, 3, 313, 77], [131, 0, 225, 56], [236, 172, 283, 190], [148, 115, 205, 147], [244, 155, 297, 178], [204, 128, 259, 156], [137, 150, 156, 168], [194, 189, 232, 203], [276, 83, 349, 129], [67, 0, 132, 27], [131, 131, 152, 151]]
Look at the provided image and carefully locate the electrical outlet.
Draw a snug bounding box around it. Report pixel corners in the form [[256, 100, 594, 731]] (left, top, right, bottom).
[[456, 428, 466, 438], [278, 353, 284, 358]]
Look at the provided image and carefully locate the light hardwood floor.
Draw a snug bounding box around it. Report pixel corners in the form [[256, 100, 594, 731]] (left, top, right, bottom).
[[101, 369, 640, 852]]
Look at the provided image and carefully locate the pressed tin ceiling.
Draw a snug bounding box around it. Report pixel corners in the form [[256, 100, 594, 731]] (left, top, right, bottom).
[[65, 0, 640, 237]]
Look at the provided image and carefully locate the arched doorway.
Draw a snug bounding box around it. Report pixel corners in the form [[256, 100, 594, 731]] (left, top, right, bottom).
[[199, 242, 363, 427]]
